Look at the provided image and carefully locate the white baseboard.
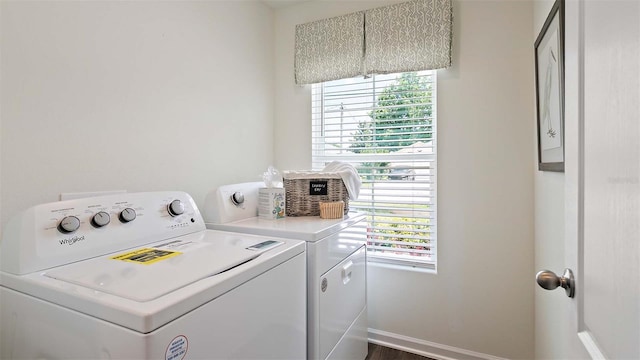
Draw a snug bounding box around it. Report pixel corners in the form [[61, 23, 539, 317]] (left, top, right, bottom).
[[367, 328, 510, 360]]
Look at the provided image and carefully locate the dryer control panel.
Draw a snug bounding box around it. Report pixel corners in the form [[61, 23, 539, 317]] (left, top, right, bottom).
[[0, 191, 205, 275]]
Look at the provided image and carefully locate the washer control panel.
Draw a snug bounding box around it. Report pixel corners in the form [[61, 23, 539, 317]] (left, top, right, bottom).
[[1, 191, 206, 275]]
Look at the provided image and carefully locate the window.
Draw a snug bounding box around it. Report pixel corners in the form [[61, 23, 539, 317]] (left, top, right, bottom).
[[312, 71, 437, 269]]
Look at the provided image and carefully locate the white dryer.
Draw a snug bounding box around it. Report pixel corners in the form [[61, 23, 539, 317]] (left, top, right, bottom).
[[0, 191, 306, 360], [204, 182, 368, 360]]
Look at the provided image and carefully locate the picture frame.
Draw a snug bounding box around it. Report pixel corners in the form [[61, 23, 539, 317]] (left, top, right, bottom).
[[535, 0, 565, 172]]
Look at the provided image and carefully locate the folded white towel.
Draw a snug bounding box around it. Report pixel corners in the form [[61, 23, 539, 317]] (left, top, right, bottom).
[[322, 161, 362, 200]]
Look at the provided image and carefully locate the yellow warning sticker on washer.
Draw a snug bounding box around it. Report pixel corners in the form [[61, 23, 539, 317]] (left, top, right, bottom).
[[110, 248, 181, 264]]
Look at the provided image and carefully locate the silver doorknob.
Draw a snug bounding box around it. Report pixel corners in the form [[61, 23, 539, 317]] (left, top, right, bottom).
[[536, 268, 575, 298]]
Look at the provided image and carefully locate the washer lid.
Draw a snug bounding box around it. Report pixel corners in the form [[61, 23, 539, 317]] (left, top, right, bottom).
[[44, 233, 259, 302]]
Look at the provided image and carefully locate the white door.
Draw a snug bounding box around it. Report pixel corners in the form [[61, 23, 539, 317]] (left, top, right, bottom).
[[540, 0, 640, 358], [579, 0, 640, 357]]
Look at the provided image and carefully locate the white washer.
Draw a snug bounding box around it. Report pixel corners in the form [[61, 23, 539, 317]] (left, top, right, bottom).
[[0, 191, 306, 360], [204, 182, 368, 360]]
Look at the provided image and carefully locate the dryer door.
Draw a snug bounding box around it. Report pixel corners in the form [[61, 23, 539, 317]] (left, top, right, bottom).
[[318, 246, 366, 360]]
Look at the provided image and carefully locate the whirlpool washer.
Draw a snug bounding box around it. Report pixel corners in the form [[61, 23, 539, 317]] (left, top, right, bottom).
[[0, 191, 306, 360], [205, 182, 368, 360]]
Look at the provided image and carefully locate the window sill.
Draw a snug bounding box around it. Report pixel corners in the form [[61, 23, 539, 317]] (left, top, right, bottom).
[[366, 256, 437, 275]]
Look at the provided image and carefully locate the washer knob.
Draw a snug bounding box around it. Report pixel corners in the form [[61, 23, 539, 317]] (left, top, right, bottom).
[[119, 208, 136, 223], [58, 216, 81, 234], [91, 211, 111, 228], [231, 191, 244, 206], [168, 200, 185, 217]]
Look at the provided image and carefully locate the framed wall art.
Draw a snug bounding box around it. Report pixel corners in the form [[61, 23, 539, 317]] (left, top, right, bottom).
[[535, 0, 565, 172]]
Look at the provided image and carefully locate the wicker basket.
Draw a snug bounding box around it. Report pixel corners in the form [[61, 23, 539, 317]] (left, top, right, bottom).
[[319, 201, 345, 219], [283, 172, 349, 216]]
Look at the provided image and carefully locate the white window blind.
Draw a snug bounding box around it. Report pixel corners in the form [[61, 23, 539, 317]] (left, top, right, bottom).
[[312, 71, 437, 268]]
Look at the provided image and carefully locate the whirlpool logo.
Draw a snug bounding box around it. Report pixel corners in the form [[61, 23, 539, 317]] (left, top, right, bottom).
[[59, 235, 85, 245]]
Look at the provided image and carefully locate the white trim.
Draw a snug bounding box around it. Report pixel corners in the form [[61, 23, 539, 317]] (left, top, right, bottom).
[[577, 331, 606, 360], [368, 328, 508, 360]]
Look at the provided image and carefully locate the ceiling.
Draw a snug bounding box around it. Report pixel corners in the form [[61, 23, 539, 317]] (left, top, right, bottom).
[[261, 0, 312, 9]]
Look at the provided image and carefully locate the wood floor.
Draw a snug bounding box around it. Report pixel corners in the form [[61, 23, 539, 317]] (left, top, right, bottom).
[[365, 343, 435, 360]]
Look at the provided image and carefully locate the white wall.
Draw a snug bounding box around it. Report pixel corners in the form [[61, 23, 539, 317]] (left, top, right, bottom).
[[274, 1, 535, 359], [0, 1, 274, 229], [532, 2, 569, 358]]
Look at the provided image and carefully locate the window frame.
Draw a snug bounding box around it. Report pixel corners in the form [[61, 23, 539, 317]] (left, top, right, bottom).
[[311, 71, 438, 270]]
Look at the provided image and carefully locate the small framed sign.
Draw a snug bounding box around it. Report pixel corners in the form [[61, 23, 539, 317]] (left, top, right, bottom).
[[309, 180, 328, 195]]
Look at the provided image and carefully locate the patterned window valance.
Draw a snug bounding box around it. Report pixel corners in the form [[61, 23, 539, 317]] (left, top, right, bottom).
[[294, 0, 453, 85], [364, 0, 452, 74], [294, 12, 365, 85]]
